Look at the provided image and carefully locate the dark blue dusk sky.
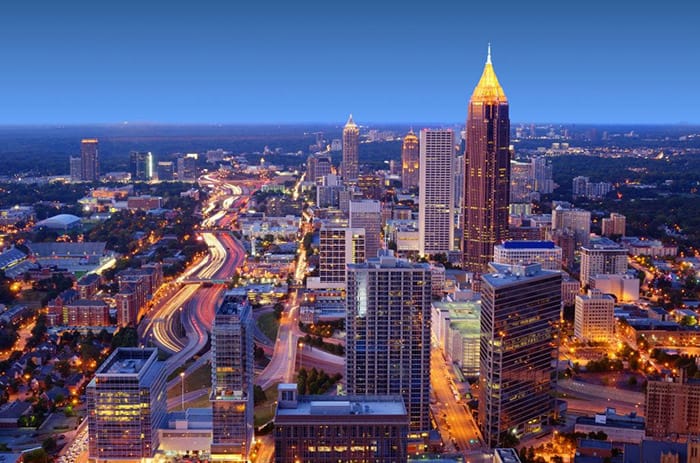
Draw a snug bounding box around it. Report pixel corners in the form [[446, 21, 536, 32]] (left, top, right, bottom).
[[0, 1, 697, 125]]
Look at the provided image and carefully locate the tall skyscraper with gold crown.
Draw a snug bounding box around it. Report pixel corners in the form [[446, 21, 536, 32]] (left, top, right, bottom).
[[462, 45, 510, 272], [401, 129, 419, 189], [342, 114, 359, 183]]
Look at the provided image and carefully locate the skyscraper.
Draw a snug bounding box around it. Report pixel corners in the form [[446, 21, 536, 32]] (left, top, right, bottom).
[[401, 129, 419, 189], [69, 156, 82, 182], [419, 128, 454, 257], [319, 226, 366, 286], [87, 348, 167, 463], [130, 151, 153, 181], [346, 252, 432, 431], [349, 199, 382, 260], [211, 291, 254, 462], [478, 262, 561, 448], [81, 138, 99, 182], [177, 153, 198, 182], [342, 114, 359, 183], [462, 46, 510, 272]]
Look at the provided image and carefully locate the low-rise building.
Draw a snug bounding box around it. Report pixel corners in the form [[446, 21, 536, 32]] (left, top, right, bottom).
[[274, 384, 408, 463], [574, 408, 645, 444]]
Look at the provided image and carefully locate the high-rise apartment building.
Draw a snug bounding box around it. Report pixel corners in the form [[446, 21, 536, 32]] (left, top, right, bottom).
[[493, 240, 562, 271], [579, 238, 628, 287], [87, 348, 167, 463], [552, 204, 591, 248], [531, 156, 554, 194], [574, 289, 615, 342], [349, 199, 382, 260], [130, 151, 153, 181], [601, 213, 626, 237], [419, 128, 454, 257], [319, 226, 366, 286], [346, 252, 432, 431], [274, 384, 408, 463], [646, 369, 700, 439], [479, 263, 561, 448], [81, 138, 99, 182], [401, 129, 420, 189], [342, 114, 359, 183], [211, 291, 254, 462], [462, 47, 510, 272]]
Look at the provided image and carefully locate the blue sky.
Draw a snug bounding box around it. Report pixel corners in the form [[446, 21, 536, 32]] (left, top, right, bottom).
[[0, 1, 697, 124]]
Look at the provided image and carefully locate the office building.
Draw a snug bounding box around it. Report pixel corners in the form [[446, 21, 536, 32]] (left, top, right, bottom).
[[479, 263, 561, 448], [493, 240, 562, 271], [552, 204, 591, 248], [646, 369, 700, 439], [431, 299, 481, 378], [462, 46, 511, 272], [401, 129, 420, 189], [319, 226, 365, 286], [349, 199, 382, 260], [342, 114, 359, 183], [87, 348, 167, 463], [210, 291, 254, 462], [157, 161, 175, 181], [177, 154, 198, 182], [510, 160, 535, 204], [580, 238, 628, 287], [574, 289, 615, 343], [591, 274, 640, 302], [81, 138, 99, 182], [130, 151, 153, 181], [316, 174, 343, 208], [419, 128, 454, 257], [601, 213, 626, 237], [531, 156, 554, 194], [274, 384, 408, 463], [346, 252, 432, 431]]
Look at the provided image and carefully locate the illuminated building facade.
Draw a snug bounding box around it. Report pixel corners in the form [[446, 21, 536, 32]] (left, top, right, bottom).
[[211, 291, 254, 462], [478, 263, 561, 448], [418, 128, 454, 257], [462, 47, 510, 272], [346, 252, 432, 431], [342, 114, 359, 183], [349, 199, 382, 260], [401, 129, 419, 189], [130, 151, 153, 181], [81, 138, 100, 182], [574, 289, 615, 343], [319, 226, 366, 286], [274, 384, 408, 463], [87, 348, 167, 463]]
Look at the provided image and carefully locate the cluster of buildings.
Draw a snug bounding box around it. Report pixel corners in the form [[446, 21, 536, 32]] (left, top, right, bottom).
[[69, 139, 199, 183]]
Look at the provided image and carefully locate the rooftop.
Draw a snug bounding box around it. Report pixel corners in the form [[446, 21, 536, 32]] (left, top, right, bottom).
[[96, 347, 158, 376], [500, 240, 556, 250], [483, 262, 560, 288], [276, 395, 407, 417]]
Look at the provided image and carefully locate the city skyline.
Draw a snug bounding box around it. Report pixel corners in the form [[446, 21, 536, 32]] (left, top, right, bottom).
[[0, 1, 698, 125]]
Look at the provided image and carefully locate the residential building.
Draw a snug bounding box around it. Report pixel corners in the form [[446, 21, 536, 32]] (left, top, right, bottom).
[[346, 252, 432, 431], [479, 262, 561, 448], [580, 238, 628, 287], [87, 348, 167, 463], [646, 369, 700, 439], [81, 138, 99, 182], [419, 128, 454, 257], [602, 213, 626, 237], [349, 199, 382, 260], [552, 204, 591, 248], [574, 289, 615, 343], [318, 226, 365, 286], [462, 46, 510, 272], [493, 240, 562, 271], [210, 291, 254, 462]]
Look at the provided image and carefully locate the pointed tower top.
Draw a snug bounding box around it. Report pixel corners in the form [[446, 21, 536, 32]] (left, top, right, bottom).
[[471, 44, 507, 103], [345, 114, 357, 128]]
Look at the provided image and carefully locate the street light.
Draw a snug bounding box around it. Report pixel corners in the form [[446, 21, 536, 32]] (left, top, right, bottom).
[[180, 372, 185, 411], [298, 342, 304, 372]]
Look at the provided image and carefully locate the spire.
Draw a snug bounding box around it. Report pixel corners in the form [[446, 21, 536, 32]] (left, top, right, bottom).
[[345, 114, 357, 128], [470, 44, 507, 103]]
